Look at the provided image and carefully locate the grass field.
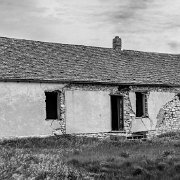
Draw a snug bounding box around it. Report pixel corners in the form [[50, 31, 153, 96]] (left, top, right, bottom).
[[0, 132, 180, 179]]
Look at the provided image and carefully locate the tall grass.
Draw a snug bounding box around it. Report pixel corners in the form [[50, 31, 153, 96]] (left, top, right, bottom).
[[0, 132, 180, 179]]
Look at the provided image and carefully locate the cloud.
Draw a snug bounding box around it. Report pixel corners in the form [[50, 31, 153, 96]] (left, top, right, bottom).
[[96, 0, 151, 22], [168, 41, 180, 50], [0, 0, 62, 40], [0, 0, 110, 45], [0, 0, 180, 53]]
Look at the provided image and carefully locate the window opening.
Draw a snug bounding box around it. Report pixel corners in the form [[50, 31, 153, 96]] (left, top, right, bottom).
[[45, 91, 58, 119], [177, 93, 180, 100], [136, 92, 148, 117]]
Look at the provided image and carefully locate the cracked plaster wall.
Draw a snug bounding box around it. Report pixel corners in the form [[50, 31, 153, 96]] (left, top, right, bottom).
[[0, 82, 66, 138], [127, 86, 179, 133]]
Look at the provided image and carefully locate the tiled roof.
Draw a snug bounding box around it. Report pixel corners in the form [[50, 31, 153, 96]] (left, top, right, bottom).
[[0, 36, 180, 86]]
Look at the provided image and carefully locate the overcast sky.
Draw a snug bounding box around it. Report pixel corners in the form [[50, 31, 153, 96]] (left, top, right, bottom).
[[0, 0, 180, 53]]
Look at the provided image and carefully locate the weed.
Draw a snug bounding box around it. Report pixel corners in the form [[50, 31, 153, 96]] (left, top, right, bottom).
[[156, 162, 167, 171], [120, 151, 130, 158], [132, 165, 144, 176], [0, 132, 180, 179], [157, 131, 180, 139], [174, 163, 180, 173], [106, 157, 115, 162], [162, 150, 175, 157], [68, 159, 81, 167]]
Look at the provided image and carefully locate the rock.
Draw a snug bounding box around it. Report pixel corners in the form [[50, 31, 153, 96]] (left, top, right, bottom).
[[53, 129, 63, 136]]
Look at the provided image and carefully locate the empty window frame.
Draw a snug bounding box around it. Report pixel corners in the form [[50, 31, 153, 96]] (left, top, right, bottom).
[[177, 93, 180, 100], [45, 91, 60, 119], [136, 92, 148, 117]]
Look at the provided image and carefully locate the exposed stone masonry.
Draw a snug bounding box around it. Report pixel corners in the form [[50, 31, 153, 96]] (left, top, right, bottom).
[[156, 95, 180, 134], [130, 86, 180, 93], [58, 90, 66, 134], [115, 90, 134, 132]]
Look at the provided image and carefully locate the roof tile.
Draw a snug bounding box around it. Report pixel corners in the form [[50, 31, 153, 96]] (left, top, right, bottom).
[[0, 37, 180, 86]]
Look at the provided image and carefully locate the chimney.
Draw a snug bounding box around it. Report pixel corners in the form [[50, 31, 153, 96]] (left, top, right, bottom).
[[113, 36, 121, 50]]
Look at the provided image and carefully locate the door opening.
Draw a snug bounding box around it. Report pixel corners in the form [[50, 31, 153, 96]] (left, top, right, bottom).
[[111, 95, 124, 131]]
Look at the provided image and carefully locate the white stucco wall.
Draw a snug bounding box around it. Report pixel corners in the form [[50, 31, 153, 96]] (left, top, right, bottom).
[[129, 92, 136, 113], [65, 90, 111, 133], [0, 82, 65, 138], [0, 81, 177, 137]]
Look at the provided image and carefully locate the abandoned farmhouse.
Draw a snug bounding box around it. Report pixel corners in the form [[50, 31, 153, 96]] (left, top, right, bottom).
[[0, 36, 180, 138]]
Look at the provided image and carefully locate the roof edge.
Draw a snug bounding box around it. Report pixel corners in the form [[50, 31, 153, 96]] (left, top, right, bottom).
[[0, 78, 180, 87], [0, 36, 112, 50], [1, 36, 180, 55]]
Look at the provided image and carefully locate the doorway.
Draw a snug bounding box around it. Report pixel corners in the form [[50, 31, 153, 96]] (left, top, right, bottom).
[[111, 95, 124, 131]]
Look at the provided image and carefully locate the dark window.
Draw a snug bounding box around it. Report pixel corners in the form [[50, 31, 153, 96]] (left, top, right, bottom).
[[177, 93, 180, 100], [45, 92, 58, 119], [136, 92, 148, 117]]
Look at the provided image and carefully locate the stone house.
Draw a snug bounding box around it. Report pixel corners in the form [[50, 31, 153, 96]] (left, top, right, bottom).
[[0, 36, 180, 138]]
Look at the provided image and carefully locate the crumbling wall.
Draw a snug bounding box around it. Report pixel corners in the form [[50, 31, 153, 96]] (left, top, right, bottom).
[[156, 95, 180, 134], [117, 90, 135, 132], [56, 90, 66, 134], [2, 81, 178, 137], [61, 84, 180, 134], [126, 86, 179, 133]]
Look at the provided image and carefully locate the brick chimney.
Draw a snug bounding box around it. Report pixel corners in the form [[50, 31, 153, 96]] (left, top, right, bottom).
[[113, 36, 121, 50]]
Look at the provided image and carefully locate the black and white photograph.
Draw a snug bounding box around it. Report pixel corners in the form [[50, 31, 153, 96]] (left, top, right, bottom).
[[0, 0, 180, 179]]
